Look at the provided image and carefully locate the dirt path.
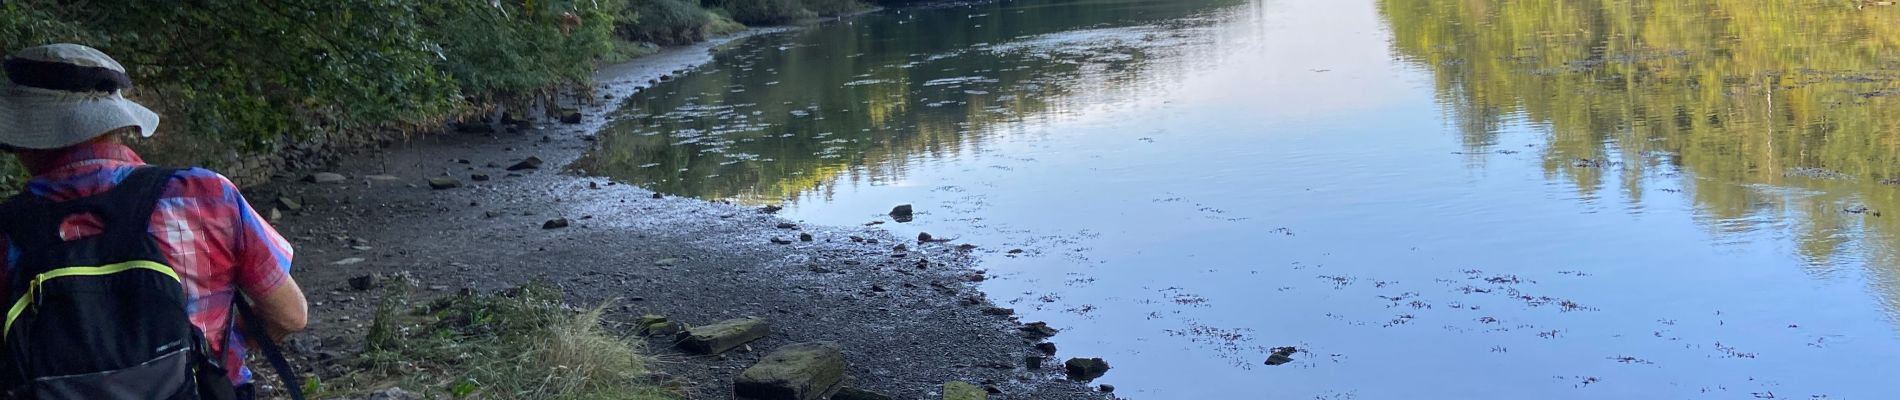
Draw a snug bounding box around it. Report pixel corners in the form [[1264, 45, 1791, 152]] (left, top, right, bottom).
[[253, 33, 1112, 400]]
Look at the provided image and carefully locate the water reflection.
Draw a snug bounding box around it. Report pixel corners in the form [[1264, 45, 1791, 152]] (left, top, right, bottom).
[[1380, 0, 1900, 298], [576, 0, 1240, 202], [581, 0, 1900, 397]]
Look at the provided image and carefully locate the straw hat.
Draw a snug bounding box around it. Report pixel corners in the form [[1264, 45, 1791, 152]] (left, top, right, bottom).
[[0, 43, 158, 150]]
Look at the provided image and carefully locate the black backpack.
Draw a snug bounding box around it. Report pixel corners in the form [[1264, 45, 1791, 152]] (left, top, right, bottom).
[[0, 167, 299, 400]]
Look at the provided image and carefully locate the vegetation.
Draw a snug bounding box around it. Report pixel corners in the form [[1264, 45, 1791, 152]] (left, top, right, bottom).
[[0, 0, 905, 190], [315, 284, 674, 400]]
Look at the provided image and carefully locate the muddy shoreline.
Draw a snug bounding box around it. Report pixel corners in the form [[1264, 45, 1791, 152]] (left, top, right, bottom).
[[254, 30, 1113, 400]]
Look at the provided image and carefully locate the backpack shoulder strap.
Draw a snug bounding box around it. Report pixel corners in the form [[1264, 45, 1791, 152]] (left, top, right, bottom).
[[97, 167, 179, 255], [233, 297, 305, 400]]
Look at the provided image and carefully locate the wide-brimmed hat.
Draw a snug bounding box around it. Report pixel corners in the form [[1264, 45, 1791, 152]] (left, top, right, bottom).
[[0, 43, 158, 150]]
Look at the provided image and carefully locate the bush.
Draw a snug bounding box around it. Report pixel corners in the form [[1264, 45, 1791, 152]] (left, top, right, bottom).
[[622, 0, 717, 46]]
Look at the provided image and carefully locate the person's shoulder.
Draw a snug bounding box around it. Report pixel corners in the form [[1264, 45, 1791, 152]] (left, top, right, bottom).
[[156, 167, 241, 200]]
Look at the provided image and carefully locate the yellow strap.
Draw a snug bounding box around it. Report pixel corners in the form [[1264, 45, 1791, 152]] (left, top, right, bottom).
[[4, 261, 181, 338]]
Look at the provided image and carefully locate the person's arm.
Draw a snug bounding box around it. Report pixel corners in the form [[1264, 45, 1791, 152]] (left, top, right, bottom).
[[249, 274, 307, 341], [211, 171, 307, 342]]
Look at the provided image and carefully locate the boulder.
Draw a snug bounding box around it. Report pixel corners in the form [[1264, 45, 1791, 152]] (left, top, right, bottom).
[[1035, 342, 1058, 355], [1019, 322, 1058, 339], [889, 204, 914, 222], [1064, 358, 1111, 381], [798, 233, 814, 242], [303, 172, 347, 184], [917, 232, 934, 242], [506, 156, 545, 171], [558, 108, 583, 124], [733, 342, 845, 400], [427, 177, 462, 190], [677, 318, 769, 354], [542, 218, 570, 229], [942, 381, 987, 400], [347, 274, 378, 291], [1099, 384, 1116, 393], [832, 387, 893, 400], [273, 196, 302, 212]]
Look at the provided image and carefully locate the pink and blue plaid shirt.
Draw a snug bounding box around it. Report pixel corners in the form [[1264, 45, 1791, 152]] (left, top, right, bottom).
[[0, 142, 294, 384]]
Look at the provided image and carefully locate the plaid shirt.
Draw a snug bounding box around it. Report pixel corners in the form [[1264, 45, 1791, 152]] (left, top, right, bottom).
[[0, 142, 294, 384]]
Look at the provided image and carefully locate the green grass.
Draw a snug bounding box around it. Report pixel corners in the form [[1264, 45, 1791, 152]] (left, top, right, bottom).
[[314, 284, 676, 400]]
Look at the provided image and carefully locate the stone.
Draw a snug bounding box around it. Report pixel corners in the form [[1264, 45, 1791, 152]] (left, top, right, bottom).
[[1099, 384, 1115, 393], [654, 258, 684, 266], [771, 237, 793, 245], [651, 193, 665, 199], [1035, 342, 1058, 355], [1019, 322, 1058, 339], [832, 387, 893, 400], [347, 274, 378, 291], [1265, 346, 1298, 366], [274, 196, 302, 212], [506, 156, 545, 171], [638, 315, 681, 336], [733, 342, 845, 400], [558, 108, 583, 124], [942, 381, 987, 400], [760, 205, 784, 213], [1064, 358, 1111, 381], [543, 218, 570, 229], [303, 172, 347, 184], [365, 387, 422, 400], [1024, 355, 1045, 369], [889, 204, 914, 222], [917, 232, 933, 242], [470, 173, 491, 181], [981, 307, 1014, 316], [428, 177, 462, 190], [365, 174, 401, 181], [798, 233, 814, 242], [676, 318, 769, 354], [776, 222, 798, 229]]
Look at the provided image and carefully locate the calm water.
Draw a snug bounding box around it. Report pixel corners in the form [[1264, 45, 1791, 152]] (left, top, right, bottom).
[[582, 0, 1900, 397]]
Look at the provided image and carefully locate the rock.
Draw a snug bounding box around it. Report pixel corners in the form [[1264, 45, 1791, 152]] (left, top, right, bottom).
[[1024, 354, 1045, 369], [1099, 384, 1115, 393], [470, 173, 490, 181], [889, 204, 914, 222], [558, 108, 583, 124], [760, 205, 784, 213], [331, 257, 366, 266], [654, 258, 684, 266], [543, 218, 570, 229], [364, 174, 402, 181], [427, 177, 462, 190], [1007, 249, 1025, 254], [1265, 346, 1298, 366], [799, 233, 814, 242], [455, 122, 496, 133], [506, 156, 544, 171], [771, 237, 794, 245], [365, 387, 422, 400], [676, 318, 769, 354], [832, 387, 893, 400], [638, 315, 681, 336], [942, 381, 987, 400], [917, 232, 933, 242], [981, 307, 1014, 316], [651, 193, 665, 199], [733, 342, 846, 400], [303, 172, 347, 184], [1064, 358, 1111, 381], [274, 196, 302, 212], [776, 222, 798, 229], [1019, 322, 1059, 339], [347, 274, 378, 291], [1035, 342, 1058, 355]]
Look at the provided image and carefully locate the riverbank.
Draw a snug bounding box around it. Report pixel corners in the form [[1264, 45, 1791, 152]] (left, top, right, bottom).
[[252, 31, 1113, 400]]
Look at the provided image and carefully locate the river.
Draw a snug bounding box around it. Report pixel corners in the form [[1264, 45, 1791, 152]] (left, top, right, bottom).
[[579, 0, 1900, 398]]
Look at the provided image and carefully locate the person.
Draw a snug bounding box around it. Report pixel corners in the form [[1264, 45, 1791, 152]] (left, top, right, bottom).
[[0, 43, 307, 399]]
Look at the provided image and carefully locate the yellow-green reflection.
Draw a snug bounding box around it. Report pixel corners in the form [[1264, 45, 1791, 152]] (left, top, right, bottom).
[[1380, 0, 1900, 275]]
